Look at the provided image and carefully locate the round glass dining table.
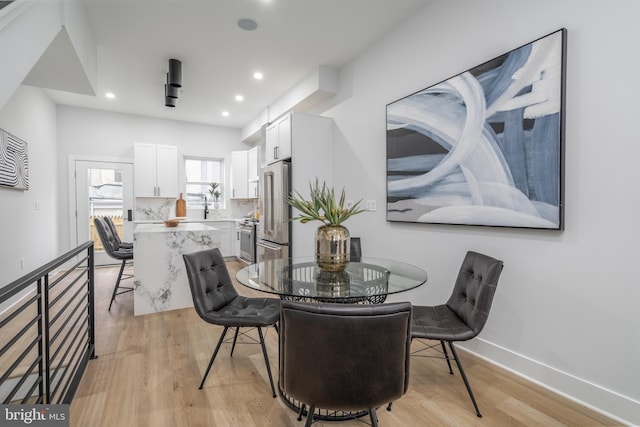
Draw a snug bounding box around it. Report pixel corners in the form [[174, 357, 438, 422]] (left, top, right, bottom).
[[236, 256, 428, 304], [236, 256, 427, 421]]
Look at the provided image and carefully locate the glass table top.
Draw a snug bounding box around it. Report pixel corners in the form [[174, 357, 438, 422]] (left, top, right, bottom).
[[236, 257, 428, 303]]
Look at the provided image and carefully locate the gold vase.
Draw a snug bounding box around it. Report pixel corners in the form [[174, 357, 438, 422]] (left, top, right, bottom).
[[315, 225, 350, 272], [315, 270, 351, 297]]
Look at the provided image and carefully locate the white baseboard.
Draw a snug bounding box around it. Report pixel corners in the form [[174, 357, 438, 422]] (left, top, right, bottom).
[[460, 338, 637, 426]]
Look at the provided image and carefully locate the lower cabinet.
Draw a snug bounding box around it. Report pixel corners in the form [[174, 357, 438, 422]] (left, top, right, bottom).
[[234, 221, 241, 258], [213, 221, 235, 257]]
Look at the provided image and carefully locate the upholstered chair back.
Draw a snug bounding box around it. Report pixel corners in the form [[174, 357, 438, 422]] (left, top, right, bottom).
[[280, 301, 412, 411], [445, 251, 504, 337], [94, 217, 121, 256], [183, 248, 239, 317]]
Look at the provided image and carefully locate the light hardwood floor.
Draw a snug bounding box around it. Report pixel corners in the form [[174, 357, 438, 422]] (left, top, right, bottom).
[[70, 262, 621, 426]]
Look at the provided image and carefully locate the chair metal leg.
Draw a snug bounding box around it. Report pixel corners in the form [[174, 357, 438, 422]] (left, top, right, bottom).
[[441, 340, 454, 374], [199, 326, 229, 389], [257, 327, 277, 397], [297, 403, 305, 421], [230, 327, 240, 356], [108, 260, 132, 311], [304, 405, 316, 427], [448, 342, 482, 417], [369, 408, 379, 427]]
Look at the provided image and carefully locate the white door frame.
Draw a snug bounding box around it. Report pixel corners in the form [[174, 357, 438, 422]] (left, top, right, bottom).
[[68, 155, 134, 265]]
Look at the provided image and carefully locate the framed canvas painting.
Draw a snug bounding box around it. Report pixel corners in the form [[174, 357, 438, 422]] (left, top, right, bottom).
[[0, 128, 29, 190], [386, 29, 566, 229]]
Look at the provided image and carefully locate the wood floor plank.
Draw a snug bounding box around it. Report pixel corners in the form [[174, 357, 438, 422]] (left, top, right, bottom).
[[68, 262, 622, 427]]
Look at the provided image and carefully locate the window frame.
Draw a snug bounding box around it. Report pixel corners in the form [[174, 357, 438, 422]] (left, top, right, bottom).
[[183, 156, 225, 208]]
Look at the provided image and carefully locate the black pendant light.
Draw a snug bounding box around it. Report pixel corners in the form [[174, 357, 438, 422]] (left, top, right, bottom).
[[165, 94, 176, 107], [165, 74, 179, 98], [168, 59, 182, 88], [165, 60, 182, 107]]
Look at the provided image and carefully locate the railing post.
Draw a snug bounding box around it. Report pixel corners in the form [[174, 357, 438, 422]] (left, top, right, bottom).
[[43, 273, 51, 404], [36, 278, 44, 404], [88, 243, 97, 359]]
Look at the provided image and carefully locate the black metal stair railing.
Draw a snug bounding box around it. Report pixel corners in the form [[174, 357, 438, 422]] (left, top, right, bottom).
[[0, 241, 95, 405]]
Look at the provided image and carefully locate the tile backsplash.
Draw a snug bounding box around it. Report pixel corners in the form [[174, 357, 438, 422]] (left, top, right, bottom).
[[135, 198, 174, 220], [135, 197, 258, 220]]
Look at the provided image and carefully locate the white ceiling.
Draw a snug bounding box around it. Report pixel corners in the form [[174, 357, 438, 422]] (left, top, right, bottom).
[[43, 0, 431, 129]]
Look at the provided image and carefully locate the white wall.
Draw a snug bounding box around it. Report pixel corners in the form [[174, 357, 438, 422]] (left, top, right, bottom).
[[61, 0, 97, 93], [0, 1, 60, 109], [56, 106, 247, 252], [316, 0, 640, 424], [0, 86, 58, 286]]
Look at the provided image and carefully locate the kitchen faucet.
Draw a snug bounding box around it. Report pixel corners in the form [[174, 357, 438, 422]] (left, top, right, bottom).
[[204, 196, 209, 219]]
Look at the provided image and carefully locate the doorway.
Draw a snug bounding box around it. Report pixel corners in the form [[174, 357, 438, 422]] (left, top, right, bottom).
[[72, 159, 134, 266]]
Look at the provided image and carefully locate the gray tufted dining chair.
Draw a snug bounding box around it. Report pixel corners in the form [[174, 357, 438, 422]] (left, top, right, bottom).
[[411, 250, 503, 417], [183, 248, 281, 396]]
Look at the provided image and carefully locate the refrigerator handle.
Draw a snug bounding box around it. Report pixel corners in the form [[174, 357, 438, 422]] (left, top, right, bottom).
[[264, 171, 274, 236]]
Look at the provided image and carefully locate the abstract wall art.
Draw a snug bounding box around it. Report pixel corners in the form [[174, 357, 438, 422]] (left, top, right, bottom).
[[0, 128, 29, 190], [387, 29, 566, 229]]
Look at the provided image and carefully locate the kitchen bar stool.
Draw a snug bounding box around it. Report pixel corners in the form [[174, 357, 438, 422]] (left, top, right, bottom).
[[103, 216, 133, 249], [93, 217, 134, 310]]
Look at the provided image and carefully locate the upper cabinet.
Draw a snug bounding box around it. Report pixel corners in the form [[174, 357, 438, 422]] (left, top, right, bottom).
[[247, 146, 259, 199], [230, 150, 249, 199], [231, 147, 259, 199], [265, 114, 292, 164], [134, 143, 178, 197]]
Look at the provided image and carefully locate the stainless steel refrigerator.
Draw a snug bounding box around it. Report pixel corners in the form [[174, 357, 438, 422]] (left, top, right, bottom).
[[257, 160, 291, 262]]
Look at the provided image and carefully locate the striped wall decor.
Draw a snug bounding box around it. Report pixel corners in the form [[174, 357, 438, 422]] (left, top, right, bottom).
[[0, 128, 29, 190]]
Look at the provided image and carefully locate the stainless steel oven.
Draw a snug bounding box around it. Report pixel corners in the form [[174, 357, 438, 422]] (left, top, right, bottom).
[[237, 220, 256, 264]]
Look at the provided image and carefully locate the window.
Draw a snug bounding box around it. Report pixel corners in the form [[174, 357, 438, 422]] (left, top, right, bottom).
[[184, 157, 224, 206]]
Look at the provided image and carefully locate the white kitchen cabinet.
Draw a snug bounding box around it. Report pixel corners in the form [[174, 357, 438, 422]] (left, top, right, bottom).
[[248, 146, 259, 199], [265, 114, 292, 164], [134, 143, 178, 197], [215, 221, 234, 257], [231, 150, 249, 199], [234, 222, 241, 258], [231, 149, 259, 199]]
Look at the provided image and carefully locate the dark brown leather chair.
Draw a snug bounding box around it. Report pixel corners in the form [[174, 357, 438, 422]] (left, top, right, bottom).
[[412, 251, 503, 417], [349, 237, 361, 262], [279, 301, 412, 427], [183, 248, 280, 396], [93, 217, 133, 310]]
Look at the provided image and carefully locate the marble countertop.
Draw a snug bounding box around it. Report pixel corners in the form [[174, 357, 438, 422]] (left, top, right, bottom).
[[134, 223, 219, 233]]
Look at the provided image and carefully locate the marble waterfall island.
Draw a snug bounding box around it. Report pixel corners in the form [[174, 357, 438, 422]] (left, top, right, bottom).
[[133, 223, 220, 316]]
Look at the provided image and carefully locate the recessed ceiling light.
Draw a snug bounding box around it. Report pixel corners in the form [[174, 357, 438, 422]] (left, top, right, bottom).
[[253, 72, 263, 80], [105, 92, 115, 99], [222, 111, 230, 117], [235, 95, 244, 102], [238, 18, 258, 31]]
